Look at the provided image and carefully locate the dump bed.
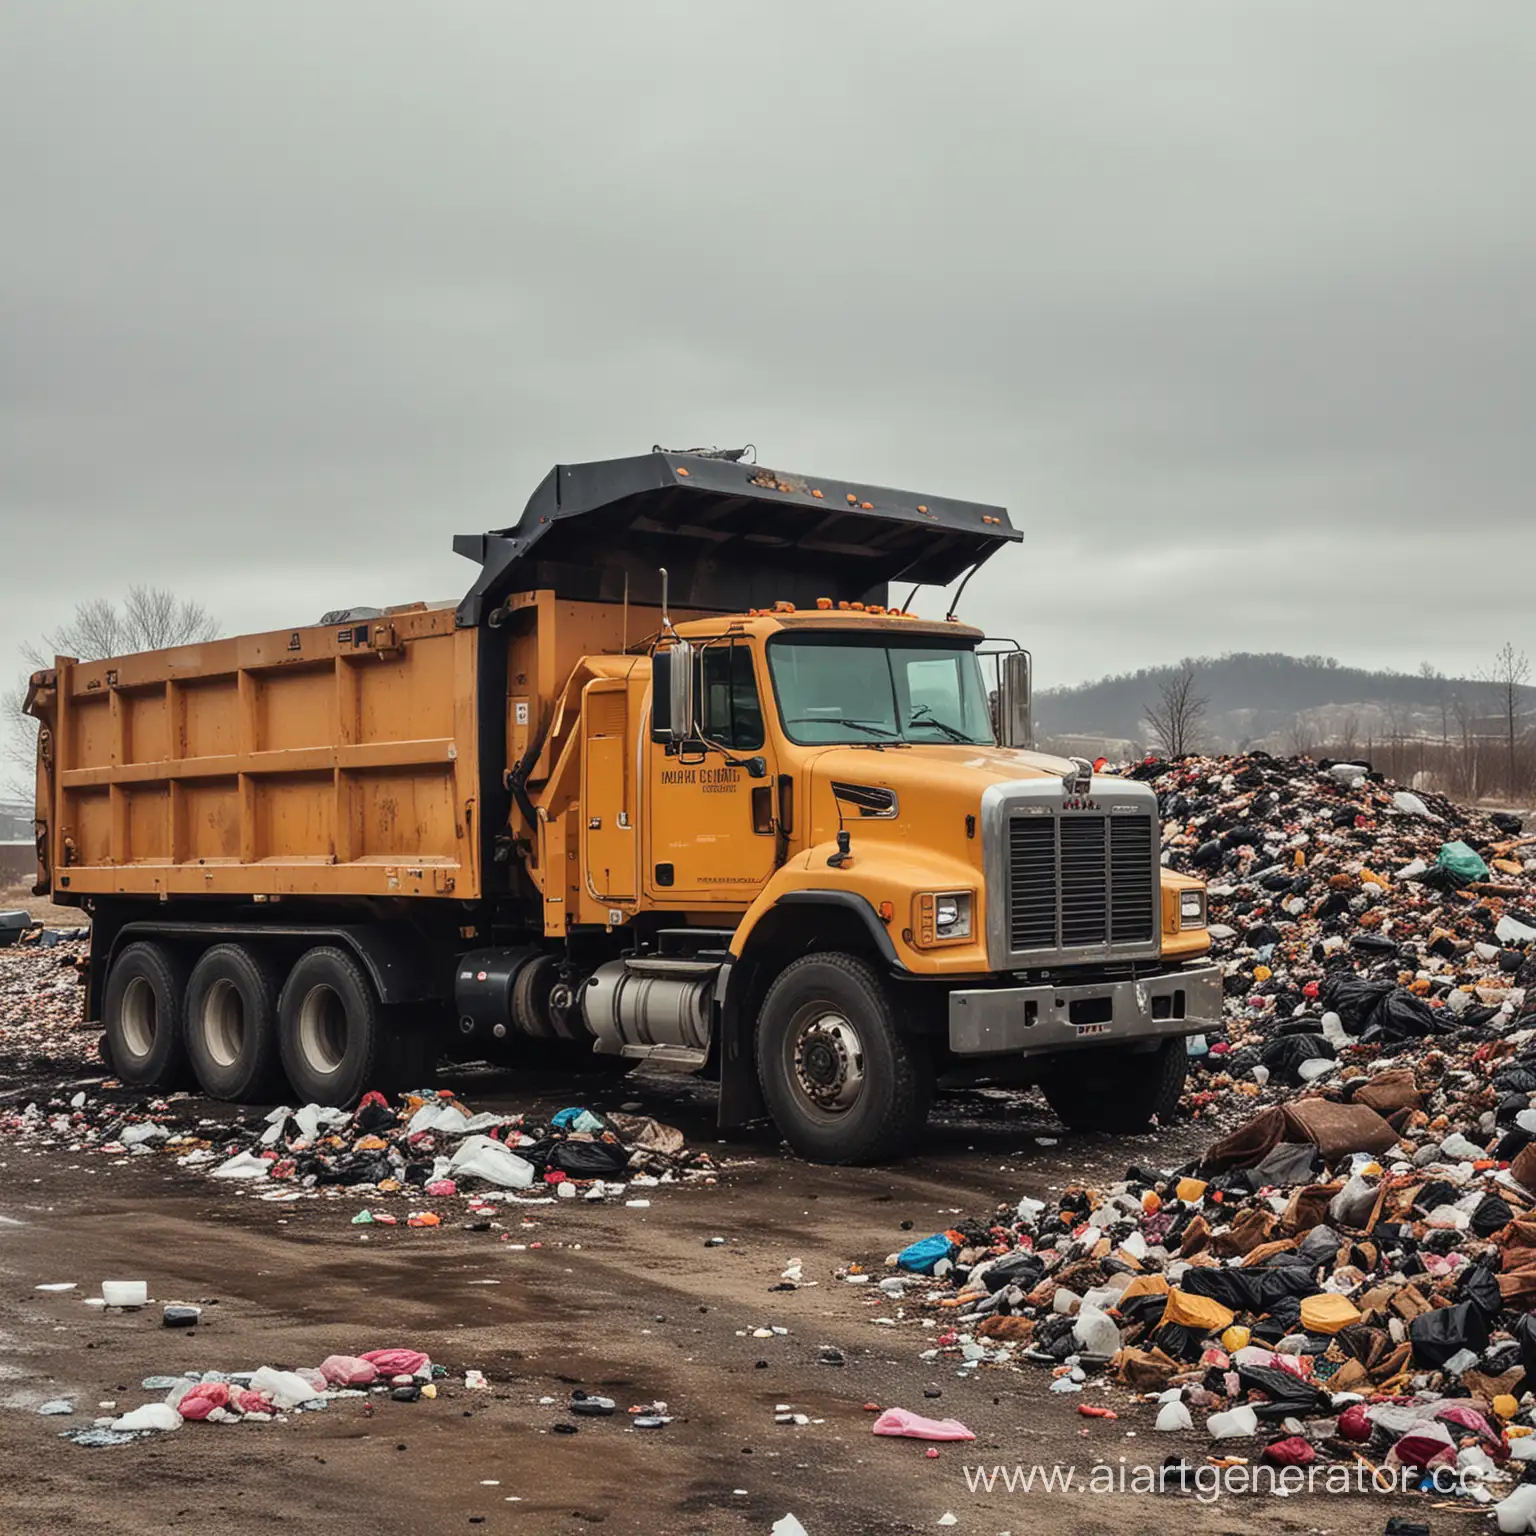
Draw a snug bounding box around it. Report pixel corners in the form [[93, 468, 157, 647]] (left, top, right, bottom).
[[28, 605, 482, 901]]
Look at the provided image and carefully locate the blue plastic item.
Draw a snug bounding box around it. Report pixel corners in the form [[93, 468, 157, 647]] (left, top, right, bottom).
[[896, 1233, 955, 1274]]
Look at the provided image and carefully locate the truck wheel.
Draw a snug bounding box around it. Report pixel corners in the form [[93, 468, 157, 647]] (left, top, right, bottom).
[[755, 952, 932, 1165], [103, 941, 191, 1090], [1039, 1039, 1188, 1132], [278, 947, 390, 1107], [184, 944, 286, 1103]]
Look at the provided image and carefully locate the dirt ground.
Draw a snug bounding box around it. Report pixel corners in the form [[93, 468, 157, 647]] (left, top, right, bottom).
[[0, 1066, 1476, 1536]]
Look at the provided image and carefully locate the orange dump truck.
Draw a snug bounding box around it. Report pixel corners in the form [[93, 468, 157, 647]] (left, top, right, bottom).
[[26, 450, 1216, 1162]]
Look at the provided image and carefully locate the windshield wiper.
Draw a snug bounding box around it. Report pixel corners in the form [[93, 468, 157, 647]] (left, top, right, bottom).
[[907, 705, 971, 743], [786, 716, 899, 738]]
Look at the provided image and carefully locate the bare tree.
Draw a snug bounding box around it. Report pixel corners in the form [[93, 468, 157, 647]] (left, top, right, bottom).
[[1482, 641, 1532, 800], [1144, 660, 1208, 757], [1335, 710, 1360, 761], [1286, 713, 1316, 758], [5, 587, 218, 798], [1419, 661, 1450, 745], [1450, 691, 1481, 801]]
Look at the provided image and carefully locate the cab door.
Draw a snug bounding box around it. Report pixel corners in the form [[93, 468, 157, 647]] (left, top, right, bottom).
[[644, 639, 778, 905], [582, 677, 637, 901]]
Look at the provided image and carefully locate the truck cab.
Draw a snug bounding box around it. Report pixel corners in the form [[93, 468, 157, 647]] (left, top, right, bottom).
[[460, 452, 1220, 1161]]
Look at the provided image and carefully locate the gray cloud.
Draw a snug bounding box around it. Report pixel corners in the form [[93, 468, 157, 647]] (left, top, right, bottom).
[[3, 0, 1534, 728]]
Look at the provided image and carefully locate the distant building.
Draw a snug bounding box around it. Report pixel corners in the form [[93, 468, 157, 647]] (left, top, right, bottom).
[[0, 800, 33, 843]]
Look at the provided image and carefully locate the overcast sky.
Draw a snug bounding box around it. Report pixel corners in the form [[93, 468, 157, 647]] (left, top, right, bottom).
[[4, 1, 1534, 740]]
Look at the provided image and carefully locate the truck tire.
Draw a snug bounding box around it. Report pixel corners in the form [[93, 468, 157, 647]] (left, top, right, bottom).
[[183, 944, 286, 1103], [103, 941, 190, 1090], [754, 952, 932, 1165], [1039, 1038, 1188, 1133], [278, 946, 393, 1107]]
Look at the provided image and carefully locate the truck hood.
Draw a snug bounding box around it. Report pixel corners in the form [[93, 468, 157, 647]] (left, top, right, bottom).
[[798, 742, 1123, 865], [804, 742, 1090, 798]]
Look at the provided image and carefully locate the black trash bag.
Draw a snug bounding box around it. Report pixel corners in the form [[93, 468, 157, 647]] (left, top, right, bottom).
[[1496, 1127, 1535, 1162], [1266, 1294, 1304, 1334], [1457, 1262, 1504, 1323], [1414, 1180, 1462, 1214], [1471, 1193, 1516, 1237], [1514, 1315, 1536, 1393], [547, 1139, 632, 1178], [1273, 1015, 1328, 1037], [354, 1101, 400, 1133], [1366, 989, 1449, 1041], [1191, 839, 1223, 869], [1296, 1224, 1343, 1266], [1492, 812, 1525, 834], [1413, 864, 1471, 893], [1119, 1291, 1171, 1330], [1150, 1322, 1208, 1362], [1351, 934, 1401, 958], [982, 1251, 1045, 1293], [1408, 1300, 1489, 1369], [1258, 1033, 1337, 1085], [1181, 1265, 1316, 1315], [1497, 1094, 1532, 1126], [1484, 1339, 1524, 1378], [1236, 1362, 1331, 1419], [1494, 1067, 1536, 1095], [1247, 1142, 1321, 1188], [1319, 975, 1396, 1033]]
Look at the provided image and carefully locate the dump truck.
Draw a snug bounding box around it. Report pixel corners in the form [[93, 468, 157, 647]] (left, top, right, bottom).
[[25, 449, 1218, 1162]]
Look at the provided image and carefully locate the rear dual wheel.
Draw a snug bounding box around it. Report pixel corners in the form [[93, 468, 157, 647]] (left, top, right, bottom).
[[184, 944, 286, 1102], [278, 946, 435, 1106], [104, 939, 432, 1107], [103, 941, 191, 1090]]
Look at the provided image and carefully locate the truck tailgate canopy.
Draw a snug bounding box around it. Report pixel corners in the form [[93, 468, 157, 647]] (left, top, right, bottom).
[[455, 452, 1021, 624]]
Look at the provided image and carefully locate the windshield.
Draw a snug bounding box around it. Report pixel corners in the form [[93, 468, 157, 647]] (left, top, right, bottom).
[[767, 634, 996, 745]]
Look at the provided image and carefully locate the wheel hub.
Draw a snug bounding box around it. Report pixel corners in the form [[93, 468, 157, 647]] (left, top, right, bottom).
[[792, 1013, 865, 1112]]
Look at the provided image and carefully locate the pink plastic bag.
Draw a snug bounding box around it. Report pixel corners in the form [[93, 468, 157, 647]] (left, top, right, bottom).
[[177, 1382, 231, 1420], [232, 1388, 274, 1415], [360, 1348, 431, 1377], [321, 1354, 378, 1386], [425, 1179, 456, 1197], [871, 1407, 976, 1442], [1435, 1402, 1506, 1455]]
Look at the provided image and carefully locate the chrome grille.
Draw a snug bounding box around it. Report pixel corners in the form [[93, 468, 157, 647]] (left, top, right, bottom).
[[1059, 815, 1107, 946], [1005, 810, 1157, 954], [1110, 816, 1156, 942], [1007, 816, 1056, 950]]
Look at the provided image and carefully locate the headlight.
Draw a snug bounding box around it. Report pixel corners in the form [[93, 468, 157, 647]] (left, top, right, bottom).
[[916, 891, 973, 944], [1179, 889, 1207, 929]]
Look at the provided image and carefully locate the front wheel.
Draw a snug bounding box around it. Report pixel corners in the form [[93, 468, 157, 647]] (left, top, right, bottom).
[[755, 952, 932, 1164], [1038, 1038, 1188, 1132]]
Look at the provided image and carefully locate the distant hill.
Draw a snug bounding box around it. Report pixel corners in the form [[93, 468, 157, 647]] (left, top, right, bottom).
[[1036, 652, 1533, 755]]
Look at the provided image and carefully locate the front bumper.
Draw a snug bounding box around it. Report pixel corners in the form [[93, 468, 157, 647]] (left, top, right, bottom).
[[948, 963, 1222, 1057]]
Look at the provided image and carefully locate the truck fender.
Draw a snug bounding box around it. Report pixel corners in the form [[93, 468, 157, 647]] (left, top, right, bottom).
[[715, 888, 906, 1130], [103, 920, 439, 1006]]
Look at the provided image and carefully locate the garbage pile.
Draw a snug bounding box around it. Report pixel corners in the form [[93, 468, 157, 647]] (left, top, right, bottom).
[[4, 1087, 716, 1215], [840, 758, 1536, 1515], [1141, 752, 1536, 1109], [55, 1346, 454, 1446], [0, 930, 93, 1079]]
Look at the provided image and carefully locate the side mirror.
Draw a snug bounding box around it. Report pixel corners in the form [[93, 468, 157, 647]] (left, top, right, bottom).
[[998, 650, 1032, 748], [651, 640, 695, 742]]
